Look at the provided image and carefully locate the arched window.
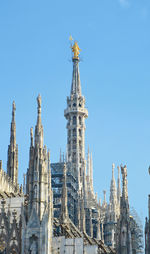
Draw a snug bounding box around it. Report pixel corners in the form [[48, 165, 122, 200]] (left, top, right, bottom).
[[73, 116, 76, 125]]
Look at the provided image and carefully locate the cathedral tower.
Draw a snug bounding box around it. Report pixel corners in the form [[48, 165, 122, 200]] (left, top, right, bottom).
[[64, 41, 88, 194], [64, 42, 88, 228]]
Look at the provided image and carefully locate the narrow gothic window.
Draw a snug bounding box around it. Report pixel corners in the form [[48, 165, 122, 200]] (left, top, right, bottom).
[[72, 152, 76, 162], [73, 129, 76, 136], [79, 116, 82, 125], [73, 116, 76, 124]]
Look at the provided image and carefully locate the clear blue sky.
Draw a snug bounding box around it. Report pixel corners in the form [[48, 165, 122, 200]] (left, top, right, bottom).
[[0, 0, 150, 227]]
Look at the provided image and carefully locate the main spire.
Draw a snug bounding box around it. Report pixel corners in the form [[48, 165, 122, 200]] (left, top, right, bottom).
[[70, 41, 82, 96], [64, 40, 88, 227]]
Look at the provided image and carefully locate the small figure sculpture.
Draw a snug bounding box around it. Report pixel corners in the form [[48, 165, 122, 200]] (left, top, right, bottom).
[[12, 101, 16, 112], [72, 41, 81, 59], [12, 101, 16, 121], [37, 94, 41, 109], [121, 165, 127, 178]]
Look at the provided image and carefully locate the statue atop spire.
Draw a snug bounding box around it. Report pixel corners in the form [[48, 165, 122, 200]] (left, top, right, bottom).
[[35, 94, 43, 148], [37, 94, 42, 126], [72, 41, 81, 60]]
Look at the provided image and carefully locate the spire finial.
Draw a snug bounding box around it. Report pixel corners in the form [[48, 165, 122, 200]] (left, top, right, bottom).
[[37, 94, 41, 124], [103, 190, 106, 205], [72, 41, 81, 60], [112, 163, 115, 179], [35, 94, 43, 148], [12, 101, 16, 122], [7, 100, 18, 186]]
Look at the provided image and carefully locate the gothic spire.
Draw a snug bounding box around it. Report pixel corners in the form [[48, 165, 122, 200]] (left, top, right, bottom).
[[102, 190, 107, 209], [64, 41, 88, 228], [7, 101, 18, 186], [35, 94, 43, 148], [117, 165, 121, 205], [121, 165, 128, 201], [90, 152, 94, 192], [80, 192, 86, 232], [97, 210, 101, 240], [70, 42, 82, 96], [87, 147, 90, 176], [116, 165, 132, 254], [109, 163, 117, 206], [60, 163, 69, 223], [10, 101, 16, 146]]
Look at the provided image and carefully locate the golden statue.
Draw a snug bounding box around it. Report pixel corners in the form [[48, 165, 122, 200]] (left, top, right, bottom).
[[72, 41, 81, 60]]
